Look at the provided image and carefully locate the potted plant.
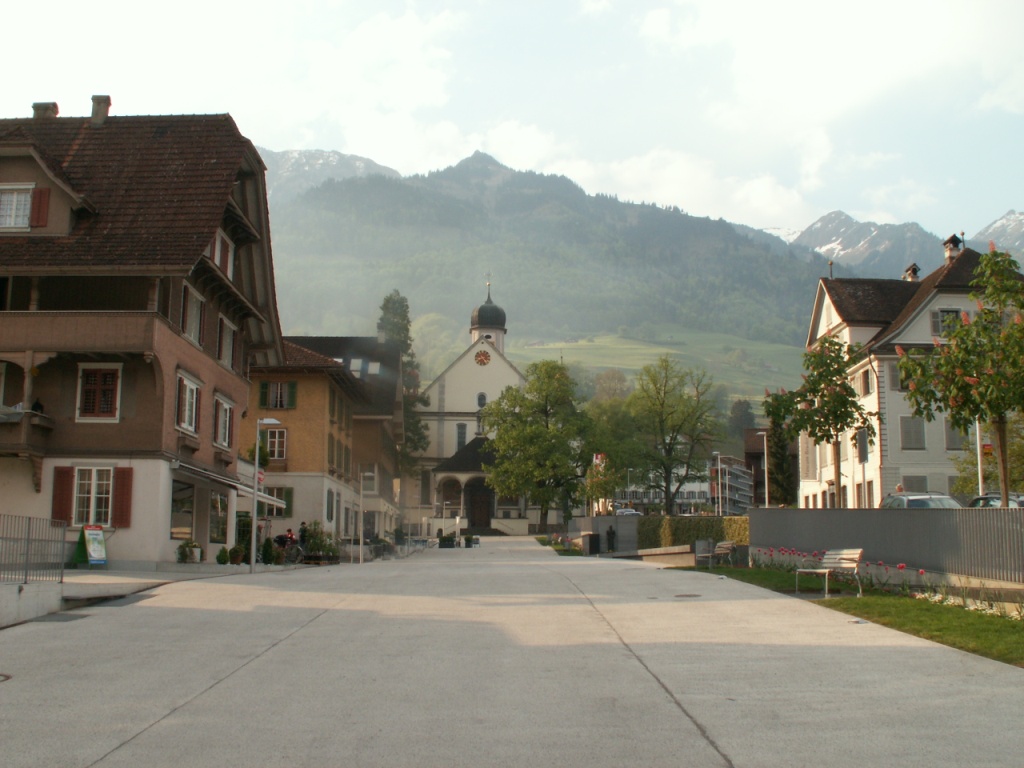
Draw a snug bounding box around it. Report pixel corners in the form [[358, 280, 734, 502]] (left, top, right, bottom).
[[228, 544, 245, 565], [176, 539, 202, 563]]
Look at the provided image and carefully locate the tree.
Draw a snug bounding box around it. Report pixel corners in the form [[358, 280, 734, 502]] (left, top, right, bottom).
[[949, 412, 1024, 497], [727, 399, 756, 441], [898, 248, 1024, 506], [592, 368, 633, 402], [762, 390, 798, 506], [773, 336, 877, 505], [628, 356, 719, 515], [480, 360, 591, 533], [378, 290, 429, 475]]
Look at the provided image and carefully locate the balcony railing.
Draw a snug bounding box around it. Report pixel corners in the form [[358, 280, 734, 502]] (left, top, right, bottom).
[[0, 513, 66, 584]]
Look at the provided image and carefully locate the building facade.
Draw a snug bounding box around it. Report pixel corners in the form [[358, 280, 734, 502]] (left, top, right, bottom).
[[799, 236, 981, 507], [0, 97, 283, 565]]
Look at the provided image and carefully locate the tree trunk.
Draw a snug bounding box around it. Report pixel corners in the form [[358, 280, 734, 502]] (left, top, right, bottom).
[[991, 416, 1010, 507], [831, 441, 843, 508], [537, 503, 549, 534]]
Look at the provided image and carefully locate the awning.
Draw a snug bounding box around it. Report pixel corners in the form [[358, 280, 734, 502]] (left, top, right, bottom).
[[175, 461, 286, 509]]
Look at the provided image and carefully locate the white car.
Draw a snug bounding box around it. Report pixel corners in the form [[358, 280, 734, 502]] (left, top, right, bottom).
[[614, 507, 641, 516]]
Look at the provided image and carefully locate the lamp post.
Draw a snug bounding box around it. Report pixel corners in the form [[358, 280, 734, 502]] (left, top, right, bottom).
[[711, 452, 721, 516], [757, 431, 769, 507], [250, 416, 280, 574], [358, 471, 375, 564]]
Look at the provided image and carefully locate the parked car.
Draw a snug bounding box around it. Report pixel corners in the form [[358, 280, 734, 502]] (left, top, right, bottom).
[[879, 492, 962, 509], [966, 493, 1024, 508], [614, 507, 642, 516]]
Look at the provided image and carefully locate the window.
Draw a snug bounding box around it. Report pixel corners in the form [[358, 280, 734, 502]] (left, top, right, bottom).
[[420, 470, 431, 505], [0, 185, 32, 229], [214, 396, 233, 448], [945, 419, 969, 451], [326, 489, 334, 522], [477, 392, 487, 408], [367, 361, 381, 375], [171, 481, 194, 540], [260, 381, 297, 409], [77, 364, 122, 421], [931, 309, 962, 337], [210, 491, 228, 544], [859, 369, 873, 396], [209, 230, 235, 278], [182, 285, 205, 345], [176, 373, 202, 433], [900, 416, 926, 451], [888, 361, 906, 392], [261, 486, 293, 518], [457, 423, 467, 451], [75, 467, 113, 526], [217, 316, 236, 367], [264, 428, 287, 460], [327, 436, 336, 467], [903, 475, 928, 492]]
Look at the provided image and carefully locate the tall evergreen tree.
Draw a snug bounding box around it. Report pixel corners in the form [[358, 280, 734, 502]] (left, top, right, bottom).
[[378, 290, 429, 475]]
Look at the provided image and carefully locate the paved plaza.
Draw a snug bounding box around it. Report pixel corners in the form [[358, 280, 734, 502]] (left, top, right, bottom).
[[2, 536, 1022, 767]]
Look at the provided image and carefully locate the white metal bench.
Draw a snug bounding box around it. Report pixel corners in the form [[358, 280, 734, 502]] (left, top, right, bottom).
[[695, 540, 735, 568], [795, 548, 863, 597]]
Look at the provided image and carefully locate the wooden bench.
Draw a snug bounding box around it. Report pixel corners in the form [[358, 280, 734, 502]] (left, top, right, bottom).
[[695, 540, 735, 568], [795, 548, 862, 597]]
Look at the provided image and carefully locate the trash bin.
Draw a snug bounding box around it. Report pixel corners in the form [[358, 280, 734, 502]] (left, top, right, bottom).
[[583, 533, 600, 555]]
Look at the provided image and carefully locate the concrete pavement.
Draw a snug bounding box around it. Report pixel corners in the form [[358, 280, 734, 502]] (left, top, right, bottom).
[[2, 536, 1022, 767]]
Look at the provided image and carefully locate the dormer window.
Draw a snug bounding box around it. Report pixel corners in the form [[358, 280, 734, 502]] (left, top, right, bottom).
[[207, 229, 235, 279], [0, 185, 34, 230]]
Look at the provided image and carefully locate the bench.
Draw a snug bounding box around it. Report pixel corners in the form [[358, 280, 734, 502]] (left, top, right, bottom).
[[795, 548, 863, 597], [695, 540, 735, 568]]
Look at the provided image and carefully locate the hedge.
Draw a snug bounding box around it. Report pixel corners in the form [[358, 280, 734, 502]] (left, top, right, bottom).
[[637, 515, 749, 550]]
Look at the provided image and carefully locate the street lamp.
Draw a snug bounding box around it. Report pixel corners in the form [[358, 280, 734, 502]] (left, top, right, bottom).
[[711, 451, 721, 516], [250, 416, 281, 574], [358, 471, 375, 564], [757, 431, 769, 507]]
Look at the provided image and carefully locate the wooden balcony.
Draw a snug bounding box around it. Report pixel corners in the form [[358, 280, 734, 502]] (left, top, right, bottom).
[[0, 311, 163, 355]]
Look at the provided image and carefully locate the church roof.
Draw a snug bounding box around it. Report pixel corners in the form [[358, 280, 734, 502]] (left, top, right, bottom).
[[433, 436, 494, 474], [471, 286, 506, 330]]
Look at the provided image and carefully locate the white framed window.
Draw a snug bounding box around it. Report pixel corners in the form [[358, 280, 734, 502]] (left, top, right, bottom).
[[214, 395, 234, 448], [76, 363, 122, 422], [0, 185, 33, 229], [181, 285, 205, 345], [265, 428, 287, 460], [261, 381, 296, 409], [176, 372, 202, 433], [217, 315, 236, 367], [74, 467, 113, 526], [931, 309, 962, 337], [456, 422, 467, 451]]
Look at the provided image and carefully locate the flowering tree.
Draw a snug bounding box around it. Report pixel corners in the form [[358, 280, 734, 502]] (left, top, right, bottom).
[[898, 248, 1024, 506], [770, 335, 877, 505]]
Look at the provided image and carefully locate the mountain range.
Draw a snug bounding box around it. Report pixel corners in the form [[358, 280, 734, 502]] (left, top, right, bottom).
[[259, 146, 1021, 381]]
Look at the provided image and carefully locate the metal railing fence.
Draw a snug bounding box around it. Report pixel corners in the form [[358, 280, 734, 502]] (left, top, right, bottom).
[[0, 514, 66, 584], [748, 507, 1024, 584]]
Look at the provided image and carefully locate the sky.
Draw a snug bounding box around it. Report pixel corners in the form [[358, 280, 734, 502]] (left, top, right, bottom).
[[6, 0, 1023, 238]]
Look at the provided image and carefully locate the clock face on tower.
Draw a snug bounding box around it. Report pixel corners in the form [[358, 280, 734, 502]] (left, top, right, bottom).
[[475, 350, 491, 366]]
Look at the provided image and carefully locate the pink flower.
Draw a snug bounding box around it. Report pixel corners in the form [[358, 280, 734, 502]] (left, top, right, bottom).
[[918, 569, 926, 575], [895, 345, 906, 357], [990, 240, 997, 253], [961, 311, 971, 325], [964, 376, 980, 385], [877, 561, 884, 566], [897, 563, 906, 570]]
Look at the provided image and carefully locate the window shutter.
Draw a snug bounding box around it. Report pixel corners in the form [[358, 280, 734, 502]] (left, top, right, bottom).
[[30, 188, 50, 228], [194, 389, 201, 433], [176, 377, 184, 426], [287, 381, 298, 408], [181, 287, 189, 331], [112, 467, 133, 528], [259, 381, 268, 408], [284, 487, 294, 517], [52, 466, 74, 524]]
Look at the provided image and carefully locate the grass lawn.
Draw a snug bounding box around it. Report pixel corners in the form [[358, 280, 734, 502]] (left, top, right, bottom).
[[695, 566, 1024, 668]]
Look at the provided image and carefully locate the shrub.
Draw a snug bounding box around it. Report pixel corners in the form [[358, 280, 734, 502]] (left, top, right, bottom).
[[260, 536, 275, 565], [215, 546, 229, 565]]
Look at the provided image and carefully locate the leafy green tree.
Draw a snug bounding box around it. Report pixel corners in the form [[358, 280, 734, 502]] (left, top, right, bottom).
[[480, 360, 591, 533], [628, 356, 719, 515], [727, 399, 756, 441], [773, 336, 877, 504], [592, 369, 633, 402], [898, 249, 1024, 505], [378, 290, 429, 474]]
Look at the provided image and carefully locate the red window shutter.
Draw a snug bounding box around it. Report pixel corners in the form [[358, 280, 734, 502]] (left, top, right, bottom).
[[52, 466, 74, 524], [30, 188, 50, 227], [112, 467, 133, 528]]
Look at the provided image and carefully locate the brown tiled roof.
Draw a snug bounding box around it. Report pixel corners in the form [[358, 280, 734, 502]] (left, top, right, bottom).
[[434, 436, 494, 473], [252, 340, 368, 401], [822, 278, 920, 326], [0, 113, 256, 274]]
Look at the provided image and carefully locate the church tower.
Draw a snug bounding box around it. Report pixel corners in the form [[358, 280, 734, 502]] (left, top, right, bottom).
[[469, 283, 507, 353]]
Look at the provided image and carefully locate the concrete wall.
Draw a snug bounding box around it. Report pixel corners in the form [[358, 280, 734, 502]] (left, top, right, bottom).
[[0, 582, 62, 629]]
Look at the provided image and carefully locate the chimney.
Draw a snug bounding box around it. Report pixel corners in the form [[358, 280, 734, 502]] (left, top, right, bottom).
[[943, 233, 963, 264], [90, 95, 111, 126], [902, 263, 920, 282], [32, 102, 59, 119]]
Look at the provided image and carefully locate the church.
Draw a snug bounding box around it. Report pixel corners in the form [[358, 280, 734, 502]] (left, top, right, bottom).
[[407, 287, 549, 537]]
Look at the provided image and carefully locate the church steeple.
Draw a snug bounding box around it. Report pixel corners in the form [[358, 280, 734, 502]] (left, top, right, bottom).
[[470, 282, 507, 353]]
